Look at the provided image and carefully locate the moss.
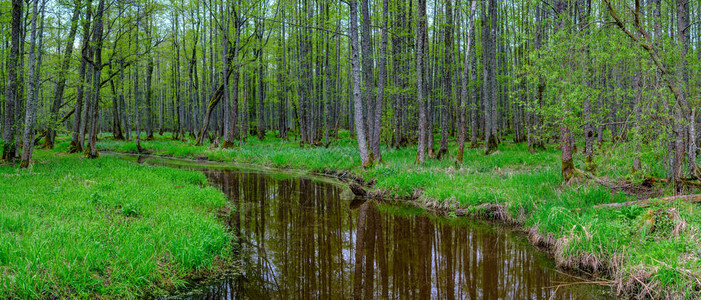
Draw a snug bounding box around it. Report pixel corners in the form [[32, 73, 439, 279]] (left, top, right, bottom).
[[485, 134, 498, 155], [562, 158, 575, 181]]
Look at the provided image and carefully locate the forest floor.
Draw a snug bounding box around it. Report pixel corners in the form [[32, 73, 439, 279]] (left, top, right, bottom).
[[0, 149, 235, 298], [51, 131, 701, 298]]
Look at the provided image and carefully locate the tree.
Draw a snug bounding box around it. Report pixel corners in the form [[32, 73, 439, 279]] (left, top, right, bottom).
[[437, 0, 453, 159], [484, 0, 498, 155], [45, 0, 82, 149], [349, 0, 370, 167], [2, 0, 22, 161], [68, 2, 92, 154], [457, 0, 477, 163], [416, 0, 427, 164], [20, 0, 45, 168], [370, 0, 388, 161]]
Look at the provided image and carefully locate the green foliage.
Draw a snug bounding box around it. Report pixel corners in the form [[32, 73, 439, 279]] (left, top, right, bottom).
[[88, 130, 701, 298], [0, 150, 232, 299]]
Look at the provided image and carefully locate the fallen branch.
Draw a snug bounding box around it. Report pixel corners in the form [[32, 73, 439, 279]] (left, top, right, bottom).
[[577, 169, 620, 189], [590, 194, 701, 210]]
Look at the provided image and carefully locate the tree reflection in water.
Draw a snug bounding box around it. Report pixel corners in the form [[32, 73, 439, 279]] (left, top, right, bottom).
[[174, 169, 612, 300]]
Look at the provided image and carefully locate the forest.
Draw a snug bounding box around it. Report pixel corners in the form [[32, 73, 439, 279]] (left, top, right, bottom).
[[1, 0, 701, 298]]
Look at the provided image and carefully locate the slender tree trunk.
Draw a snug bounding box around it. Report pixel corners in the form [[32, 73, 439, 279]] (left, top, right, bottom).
[[632, 72, 642, 171], [371, 0, 388, 161], [20, 0, 43, 168], [579, 0, 593, 170], [677, 0, 695, 179], [554, 0, 574, 181], [2, 0, 22, 161], [146, 58, 155, 140], [134, 9, 143, 152], [86, 0, 105, 158], [45, 0, 81, 149], [278, 3, 287, 139], [416, 0, 427, 163], [458, 0, 477, 163], [228, 7, 242, 144], [438, 0, 453, 159], [360, 0, 375, 161], [257, 22, 266, 140], [110, 80, 124, 140], [68, 2, 92, 153], [349, 0, 370, 167]]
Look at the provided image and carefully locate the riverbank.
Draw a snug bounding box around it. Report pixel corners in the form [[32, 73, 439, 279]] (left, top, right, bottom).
[[0, 150, 235, 298], [86, 131, 700, 299]]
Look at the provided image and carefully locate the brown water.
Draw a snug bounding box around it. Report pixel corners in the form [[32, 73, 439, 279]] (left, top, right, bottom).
[[171, 167, 614, 300], [119, 154, 613, 300]]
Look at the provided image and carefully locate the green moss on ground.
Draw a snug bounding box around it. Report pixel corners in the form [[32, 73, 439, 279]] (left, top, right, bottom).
[[0, 150, 233, 299]]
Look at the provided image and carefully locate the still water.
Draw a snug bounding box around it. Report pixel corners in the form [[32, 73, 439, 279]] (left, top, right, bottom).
[[183, 167, 612, 300], [125, 154, 614, 300]]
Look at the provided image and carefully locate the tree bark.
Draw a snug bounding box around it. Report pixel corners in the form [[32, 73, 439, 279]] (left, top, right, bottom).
[[45, 0, 81, 149], [360, 0, 375, 160], [484, 0, 499, 155], [68, 2, 92, 153], [555, 0, 574, 181], [257, 21, 266, 140], [2, 0, 22, 161], [458, 0, 477, 163], [20, 0, 43, 168], [371, 0, 388, 161], [86, 0, 105, 158], [349, 0, 370, 167], [438, 0, 453, 159], [416, 0, 427, 164]]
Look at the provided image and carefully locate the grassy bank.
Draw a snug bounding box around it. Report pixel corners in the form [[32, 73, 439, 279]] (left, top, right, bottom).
[[0, 150, 233, 299], [86, 131, 700, 299]]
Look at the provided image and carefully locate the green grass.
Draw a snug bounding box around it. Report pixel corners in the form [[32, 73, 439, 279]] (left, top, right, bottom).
[[56, 131, 701, 298], [0, 150, 233, 299]]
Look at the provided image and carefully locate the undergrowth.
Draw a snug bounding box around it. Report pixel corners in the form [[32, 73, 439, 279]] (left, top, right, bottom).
[[53, 131, 701, 298], [0, 150, 233, 299]]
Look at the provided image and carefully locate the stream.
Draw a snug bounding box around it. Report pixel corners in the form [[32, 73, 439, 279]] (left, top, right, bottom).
[[124, 154, 615, 299]]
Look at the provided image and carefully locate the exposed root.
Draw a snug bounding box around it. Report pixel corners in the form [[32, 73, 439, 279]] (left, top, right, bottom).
[[454, 203, 523, 226]]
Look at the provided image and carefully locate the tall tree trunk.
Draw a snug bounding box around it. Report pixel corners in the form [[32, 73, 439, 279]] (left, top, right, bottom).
[[228, 7, 242, 144], [110, 80, 124, 140], [68, 2, 92, 153], [579, 0, 594, 170], [360, 0, 375, 161], [2, 0, 22, 161], [349, 0, 370, 167], [86, 0, 105, 158], [134, 8, 143, 152], [458, 0, 477, 163], [146, 58, 155, 140], [257, 21, 266, 140], [45, 0, 81, 149], [20, 0, 43, 168], [632, 72, 642, 171], [323, 6, 331, 147], [277, 3, 287, 139], [677, 0, 695, 179], [484, 0, 499, 155], [438, 0, 453, 159], [371, 0, 388, 161], [416, 0, 427, 163], [555, 0, 574, 181]]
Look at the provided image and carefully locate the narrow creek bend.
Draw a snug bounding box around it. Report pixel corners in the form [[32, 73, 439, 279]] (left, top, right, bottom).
[[125, 155, 614, 299]]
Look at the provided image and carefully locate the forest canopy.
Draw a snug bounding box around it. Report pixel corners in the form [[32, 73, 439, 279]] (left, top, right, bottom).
[[0, 0, 699, 185]]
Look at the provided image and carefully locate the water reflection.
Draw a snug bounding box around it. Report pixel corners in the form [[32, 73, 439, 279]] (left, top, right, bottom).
[[177, 169, 612, 300]]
